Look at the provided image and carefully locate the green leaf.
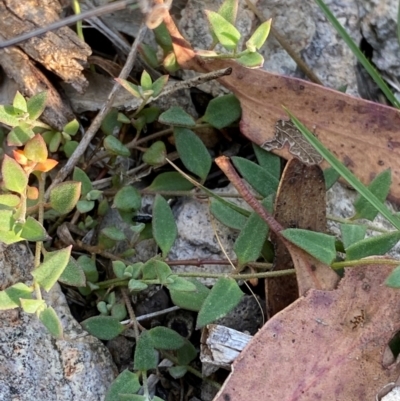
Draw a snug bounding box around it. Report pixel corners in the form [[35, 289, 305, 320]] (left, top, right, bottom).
[[113, 261, 126, 279], [113, 186, 141, 211], [77, 255, 98, 282], [0, 194, 20, 208], [148, 326, 185, 350], [232, 156, 279, 197], [24, 134, 48, 163], [246, 19, 271, 52], [252, 144, 281, 178], [142, 258, 172, 281], [111, 303, 127, 321], [205, 11, 241, 51], [286, 110, 400, 231], [101, 226, 126, 241], [169, 278, 210, 311], [158, 106, 196, 127], [168, 365, 187, 379], [101, 108, 122, 136], [20, 216, 48, 241], [31, 246, 72, 291], [20, 298, 45, 314], [0, 230, 23, 245], [153, 22, 173, 52], [134, 331, 158, 371], [128, 279, 148, 292], [50, 181, 81, 214], [323, 167, 340, 190], [2, 155, 28, 194], [197, 277, 243, 329], [104, 135, 130, 157], [77, 200, 95, 213], [234, 197, 272, 267], [282, 228, 337, 265], [217, 0, 238, 25], [152, 194, 177, 258], [142, 141, 166, 166], [73, 167, 93, 196], [209, 198, 247, 230], [0, 105, 20, 127], [174, 127, 212, 180], [137, 106, 160, 124], [353, 169, 391, 221], [26, 92, 47, 120], [7, 123, 35, 146], [0, 283, 33, 310], [236, 51, 264, 68], [176, 339, 197, 365], [385, 266, 400, 288], [63, 140, 79, 158], [48, 131, 61, 152], [116, 78, 141, 98], [39, 306, 63, 339], [63, 119, 79, 136], [345, 231, 400, 261], [59, 257, 86, 287], [140, 70, 153, 91], [105, 370, 141, 401], [81, 316, 125, 340], [340, 223, 367, 249], [146, 172, 194, 192], [202, 94, 241, 129], [13, 92, 27, 112], [151, 75, 169, 97], [0, 209, 14, 231], [165, 276, 197, 291], [140, 43, 159, 69]]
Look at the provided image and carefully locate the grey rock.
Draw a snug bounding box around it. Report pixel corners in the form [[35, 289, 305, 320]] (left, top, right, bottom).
[[0, 243, 117, 401]]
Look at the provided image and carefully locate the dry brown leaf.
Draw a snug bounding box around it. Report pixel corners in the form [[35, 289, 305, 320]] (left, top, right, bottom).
[[162, 13, 400, 203], [214, 264, 400, 401], [268, 158, 331, 317]]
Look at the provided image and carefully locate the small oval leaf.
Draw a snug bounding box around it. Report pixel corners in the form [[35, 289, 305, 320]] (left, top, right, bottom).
[[50, 181, 81, 214], [345, 231, 400, 261], [81, 315, 125, 340], [103, 135, 130, 157], [2, 155, 28, 194], [196, 277, 244, 329], [105, 370, 141, 401], [282, 228, 337, 265], [174, 127, 212, 180], [113, 186, 141, 211], [146, 172, 194, 192], [169, 278, 210, 312], [152, 194, 177, 258], [134, 331, 158, 371], [159, 106, 196, 127], [31, 246, 72, 291], [148, 326, 185, 350], [39, 306, 63, 339], [202, 94, 241, 129]]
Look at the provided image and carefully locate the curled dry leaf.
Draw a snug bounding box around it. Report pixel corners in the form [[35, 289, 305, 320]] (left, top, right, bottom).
[[268, 158, 331, 317], [214, 264, 400, 401], [162, 11, 400, 203]]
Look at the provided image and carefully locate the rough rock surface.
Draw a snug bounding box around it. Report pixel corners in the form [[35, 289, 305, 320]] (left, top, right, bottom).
[[0, 243, 117, 401]]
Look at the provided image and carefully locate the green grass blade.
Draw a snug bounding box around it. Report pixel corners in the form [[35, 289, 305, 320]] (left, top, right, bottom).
[[285, 108, 400, 231], [314, 0, 400, 109]]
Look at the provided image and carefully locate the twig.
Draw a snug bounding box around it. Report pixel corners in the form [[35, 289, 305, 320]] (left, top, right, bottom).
[[45, 23, 148, 198], [0, 0, 139, 48], [215, 156, 284, 234]]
